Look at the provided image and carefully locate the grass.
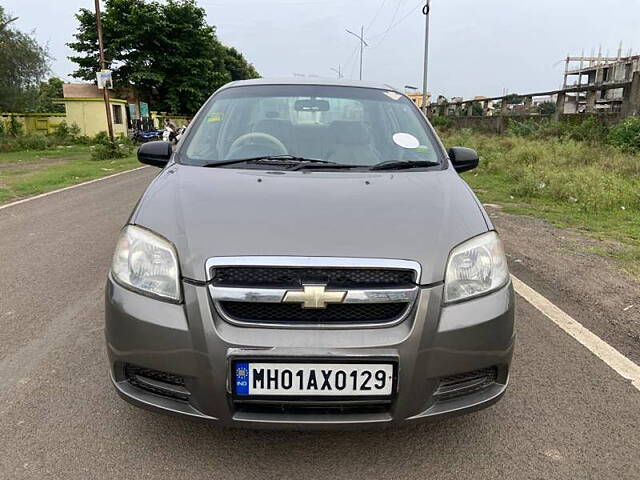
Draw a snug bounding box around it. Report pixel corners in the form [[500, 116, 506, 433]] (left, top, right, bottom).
[[0, 145, 93, 164], [0, 148, 139, 205], [439, 128, 640, 278]]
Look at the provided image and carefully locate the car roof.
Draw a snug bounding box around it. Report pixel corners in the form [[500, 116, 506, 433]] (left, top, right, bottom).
[[219, 77, 402, 93]]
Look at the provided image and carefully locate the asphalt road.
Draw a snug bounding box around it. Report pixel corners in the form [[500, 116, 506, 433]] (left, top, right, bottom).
[[1, 168, 638, 479]]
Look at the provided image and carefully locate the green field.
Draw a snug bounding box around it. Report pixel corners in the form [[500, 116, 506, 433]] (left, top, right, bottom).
[[0, 146, 139, 204], [440, 129, 640, 277]]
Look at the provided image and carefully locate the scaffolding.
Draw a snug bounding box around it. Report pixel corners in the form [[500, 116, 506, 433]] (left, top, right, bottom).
[[562, 46, 640, 112]]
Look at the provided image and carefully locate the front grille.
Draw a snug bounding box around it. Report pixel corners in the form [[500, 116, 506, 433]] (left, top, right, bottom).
[[219, 301, 408, 324], [124, 364, 189, 401], [211, 266, 415, 288], [434, 367, 497, 401]]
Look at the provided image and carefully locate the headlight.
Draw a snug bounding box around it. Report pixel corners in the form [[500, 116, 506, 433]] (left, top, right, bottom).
[[111, 225, 181, 302], [444, 231, 509, 303]]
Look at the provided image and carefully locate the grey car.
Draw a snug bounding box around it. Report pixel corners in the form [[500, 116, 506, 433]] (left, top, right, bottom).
[[106, 78, 515, 429]]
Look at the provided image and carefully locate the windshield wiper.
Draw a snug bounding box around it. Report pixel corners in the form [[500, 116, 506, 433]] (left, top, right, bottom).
[[201, 155, 332, 168], [291, 162, 361, 171], [369, 160, 440, 171]]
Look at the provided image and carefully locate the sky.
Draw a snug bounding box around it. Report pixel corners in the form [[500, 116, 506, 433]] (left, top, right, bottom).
[[3, 0, 640, 99]]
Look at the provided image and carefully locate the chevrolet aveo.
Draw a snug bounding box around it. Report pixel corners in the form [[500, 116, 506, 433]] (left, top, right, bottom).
[[106, 79, 515, 429]]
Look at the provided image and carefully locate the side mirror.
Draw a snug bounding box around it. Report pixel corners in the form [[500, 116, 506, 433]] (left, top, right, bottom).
[[138, 141, 172, 167], [448, 147, 479, 173]]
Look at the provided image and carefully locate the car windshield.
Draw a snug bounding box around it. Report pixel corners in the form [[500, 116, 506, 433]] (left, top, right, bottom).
[[180, 84, 442, 168]]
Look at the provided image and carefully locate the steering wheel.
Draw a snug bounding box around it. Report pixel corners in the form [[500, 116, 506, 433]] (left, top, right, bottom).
[[226, 132, 288, 159]]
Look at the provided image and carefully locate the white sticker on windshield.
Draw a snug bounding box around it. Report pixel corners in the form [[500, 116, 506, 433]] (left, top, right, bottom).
[[393, 132, 420, 149]]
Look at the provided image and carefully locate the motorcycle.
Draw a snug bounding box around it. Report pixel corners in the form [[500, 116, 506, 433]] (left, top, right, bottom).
[[133, 128, 162, 143], [163, 125, 186, 145]]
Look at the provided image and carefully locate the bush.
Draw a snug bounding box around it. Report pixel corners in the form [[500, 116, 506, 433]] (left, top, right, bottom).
[[562, 116, 609, 143], [91, 140, 131, 160], [54, 121, 81, 141], [608, 117, 640, 152], [508, 118, 565, 139], [430, 116, 452, 129], [73, 135, 94, 145], [16, 134, 48, 150], [92, 131, 110, 145]]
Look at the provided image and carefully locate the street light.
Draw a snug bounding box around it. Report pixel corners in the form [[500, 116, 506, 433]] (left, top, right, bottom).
[[330, 66, 343, 78], [346, 26, 368, 80], [421, 1, 431, 114]]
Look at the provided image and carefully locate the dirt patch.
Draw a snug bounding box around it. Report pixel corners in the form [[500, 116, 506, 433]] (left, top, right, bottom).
[[488, 205, 640, 364]]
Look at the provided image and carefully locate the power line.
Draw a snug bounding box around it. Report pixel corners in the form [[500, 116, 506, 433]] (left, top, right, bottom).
[[364, 0, 388, 34], [369, 0, 425, 48], [341, 45, 360, 78], [368, 0, 405, 43]]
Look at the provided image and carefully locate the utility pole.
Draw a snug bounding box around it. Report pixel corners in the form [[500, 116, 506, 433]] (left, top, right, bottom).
[[421, 1, 430, 115], [346, 26, 368, 80], [94, 0, 114, 140], [330, 65, 343, 78]]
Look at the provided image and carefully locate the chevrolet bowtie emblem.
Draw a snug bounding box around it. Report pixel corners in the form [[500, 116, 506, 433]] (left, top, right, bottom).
[[283, 284, 346, 309]]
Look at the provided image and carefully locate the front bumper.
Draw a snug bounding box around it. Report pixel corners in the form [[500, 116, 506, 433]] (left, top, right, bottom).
[[105, 275, 515, 429]]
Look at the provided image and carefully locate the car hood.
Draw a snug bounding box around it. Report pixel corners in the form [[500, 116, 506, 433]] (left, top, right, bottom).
[[131, 164, 488, 284]]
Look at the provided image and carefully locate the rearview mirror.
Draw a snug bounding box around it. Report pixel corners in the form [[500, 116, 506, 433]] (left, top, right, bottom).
[[294, 99, 330, 112], [138, 141, 172, 167], [448, 147, 479, 173]]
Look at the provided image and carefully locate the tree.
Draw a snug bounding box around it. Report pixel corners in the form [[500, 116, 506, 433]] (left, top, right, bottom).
[[68, 0, 259, 114], [471, 102, 484, 116], [224, 46, 259, 81], [34, 77, 64, 113], [537, 101, 556, 115], [0, 6, 50, 112], [504, 93, 523, 105]]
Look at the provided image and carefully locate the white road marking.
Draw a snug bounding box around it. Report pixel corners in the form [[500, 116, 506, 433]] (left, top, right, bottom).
[[0, 166, 149, 212], [512, 275, 640, 392]]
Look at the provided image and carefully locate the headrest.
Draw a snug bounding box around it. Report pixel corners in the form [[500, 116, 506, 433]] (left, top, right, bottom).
[[329, 121, 370, 145], [253, 119, 292, 138]]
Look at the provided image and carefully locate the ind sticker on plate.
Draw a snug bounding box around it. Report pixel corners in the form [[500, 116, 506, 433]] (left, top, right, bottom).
[[235, 362, 249, 395]]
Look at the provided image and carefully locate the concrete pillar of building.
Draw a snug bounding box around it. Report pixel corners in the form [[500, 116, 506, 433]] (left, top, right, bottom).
[[621, 71, 640, 117], [586, 90, 597, 113], [500, 98, 508, 116], [483, 101, 489, 116], [555, 92, 566, 120], [467, 102, 473, 117]]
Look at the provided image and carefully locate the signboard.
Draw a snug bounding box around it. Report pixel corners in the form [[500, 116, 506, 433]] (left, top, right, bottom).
[[128, 103, 139, 120], [139, 102, 149, 118], [96, 69, 113, 89]]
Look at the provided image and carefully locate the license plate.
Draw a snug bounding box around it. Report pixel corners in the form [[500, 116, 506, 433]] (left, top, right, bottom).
[[233, 362, 394, 397]]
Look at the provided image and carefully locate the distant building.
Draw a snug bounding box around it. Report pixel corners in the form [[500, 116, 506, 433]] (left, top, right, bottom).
[[60, 84, 128, 137], [562, 52, 640, 112], [406, 92, 431, 108]]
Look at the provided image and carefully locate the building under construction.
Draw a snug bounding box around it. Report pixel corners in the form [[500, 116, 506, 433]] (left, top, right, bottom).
[[562, 49, 640, 113]]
